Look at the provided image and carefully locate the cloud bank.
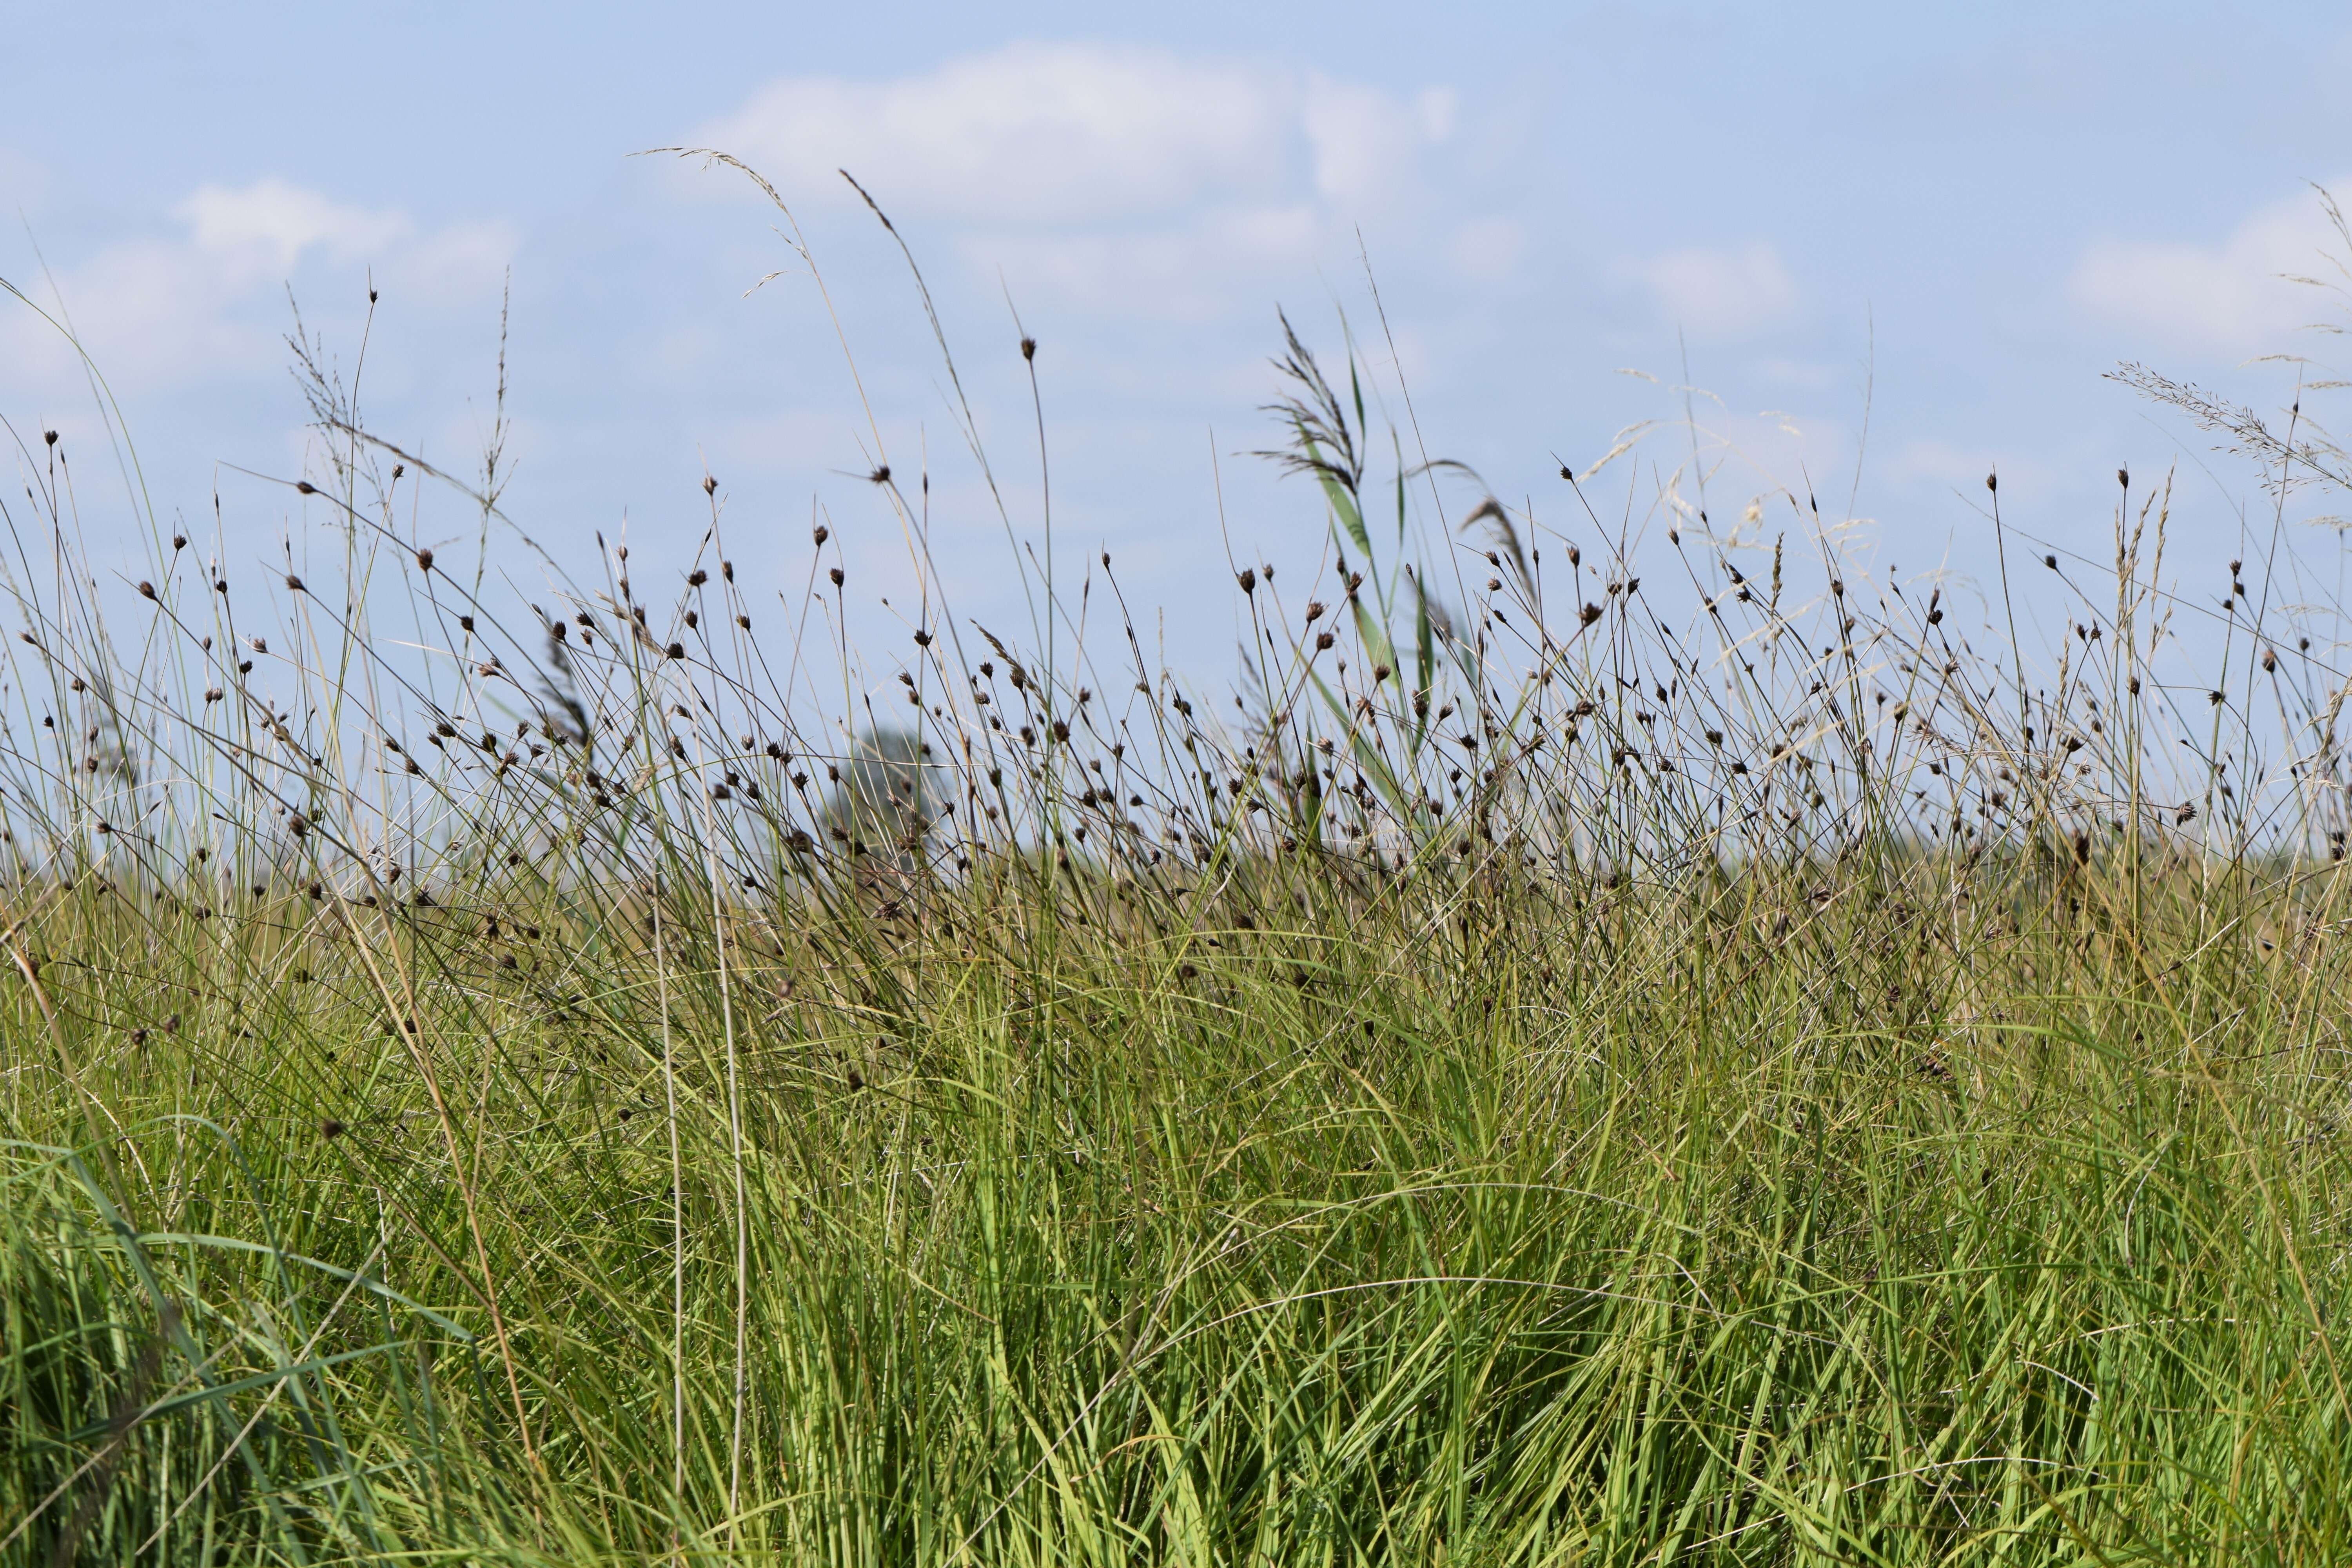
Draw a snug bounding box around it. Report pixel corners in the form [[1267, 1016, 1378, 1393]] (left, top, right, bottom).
[[690, 45, 1503, 323], [2071, 180, 2352, 357], [4, 178, 514, 397]]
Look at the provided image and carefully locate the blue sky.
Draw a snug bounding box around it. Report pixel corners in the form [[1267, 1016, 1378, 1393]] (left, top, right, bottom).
[[7, 1, 2352, 679]]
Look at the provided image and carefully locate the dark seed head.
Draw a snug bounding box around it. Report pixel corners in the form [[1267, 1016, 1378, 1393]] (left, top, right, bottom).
[[1020, 336, 1036, 361], [321, 1119, 346, 1140], [416, 548, 434, 572], [702, 475, 717, 496], [296, 480, 316, 495]]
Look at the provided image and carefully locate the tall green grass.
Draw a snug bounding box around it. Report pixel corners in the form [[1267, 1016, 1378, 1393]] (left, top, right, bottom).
[[7, 162, 2352, 1564]]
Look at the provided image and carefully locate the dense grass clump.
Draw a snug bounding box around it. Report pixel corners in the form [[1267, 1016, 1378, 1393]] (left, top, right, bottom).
[[9, 164, 2352, 1564]]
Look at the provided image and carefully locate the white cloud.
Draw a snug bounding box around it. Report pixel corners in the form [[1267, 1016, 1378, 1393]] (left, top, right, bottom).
[[965, 203, 1322, 321], [3, 179, 514, 395], [693, 44, 1458, 226], [1629, 242, 1798, 340], [698, 44, 1292, 223], [178, 178, 412, 271], [688, 47, 1479, 334], [1300, 76, 1455, 209], [399, 220, 521, 300], [1446, 216, 1525, 284], [2071, 181, 2352, 356]]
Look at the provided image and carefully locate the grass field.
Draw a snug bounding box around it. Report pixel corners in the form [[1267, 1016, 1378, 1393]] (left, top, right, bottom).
[[9, 172, 2352, 1563]]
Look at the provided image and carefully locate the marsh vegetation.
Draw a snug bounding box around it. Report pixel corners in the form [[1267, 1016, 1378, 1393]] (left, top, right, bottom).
[[7, 165, 2352, 1564]]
